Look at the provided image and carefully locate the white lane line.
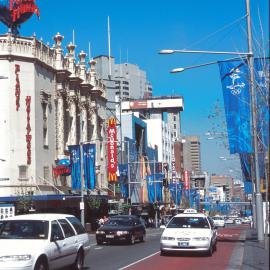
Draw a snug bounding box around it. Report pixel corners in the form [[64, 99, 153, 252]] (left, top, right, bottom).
[[118, 251, 160, 270]]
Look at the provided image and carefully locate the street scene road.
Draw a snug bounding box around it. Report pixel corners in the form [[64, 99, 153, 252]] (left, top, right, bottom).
[[0, 0, 269, 270], [84, 224, 268, 270]]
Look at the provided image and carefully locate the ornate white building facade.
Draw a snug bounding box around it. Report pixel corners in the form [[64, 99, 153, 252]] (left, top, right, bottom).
[[0, 32, 108, 196]]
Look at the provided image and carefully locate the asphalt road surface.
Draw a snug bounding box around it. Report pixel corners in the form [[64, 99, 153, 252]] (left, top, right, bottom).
[[84, 225, 247, 270]]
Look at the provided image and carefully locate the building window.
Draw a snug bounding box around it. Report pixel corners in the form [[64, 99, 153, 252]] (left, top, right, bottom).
[[174, 115, 176, 121], [174, 124, 176, 129], [19, 165, 28, 180], [43, 166, 50, 179], [123, 81, 129, 85], [42, 102, 48, 147]]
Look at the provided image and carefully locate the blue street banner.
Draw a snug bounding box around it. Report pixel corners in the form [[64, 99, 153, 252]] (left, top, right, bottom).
[[218, 59, 252, 154], [240, 153, 252, 182], [254, 58, 269, 150], [146, 175, 155, 203], [68, 145, 81, 190], [169, 182, 183, 205], [118, 164, 129, 198], [83, 143, 96, 190], [244, 181, 253, 195]]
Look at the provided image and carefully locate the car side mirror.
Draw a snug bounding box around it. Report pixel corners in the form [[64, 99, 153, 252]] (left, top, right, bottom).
[[160, 225, 166, 229]]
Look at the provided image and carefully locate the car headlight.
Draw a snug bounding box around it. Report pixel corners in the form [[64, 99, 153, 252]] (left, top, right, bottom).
[[161, 236, 175, 240], [0, 255, 32, 262], [116, 231, 129, 236], [96, 230, 105, 234], [193, 237, 209, 241]]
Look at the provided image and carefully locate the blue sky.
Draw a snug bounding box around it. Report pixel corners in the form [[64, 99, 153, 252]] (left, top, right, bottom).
[[1, 0, 268, 178]]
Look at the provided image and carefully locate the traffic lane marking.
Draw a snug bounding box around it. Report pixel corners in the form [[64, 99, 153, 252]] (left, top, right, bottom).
[[118, 251, 160, 270]]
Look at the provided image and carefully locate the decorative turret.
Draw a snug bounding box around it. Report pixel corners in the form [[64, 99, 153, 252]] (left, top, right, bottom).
[[54, 32, 64, 70]]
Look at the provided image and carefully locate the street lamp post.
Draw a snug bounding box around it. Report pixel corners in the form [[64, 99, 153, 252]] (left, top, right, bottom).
[[159, 0, 264, 241]]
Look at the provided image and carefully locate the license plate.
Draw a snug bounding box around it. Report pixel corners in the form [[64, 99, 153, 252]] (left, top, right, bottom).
[[178, 242, 189, 247], [106, 235, 114, 238]]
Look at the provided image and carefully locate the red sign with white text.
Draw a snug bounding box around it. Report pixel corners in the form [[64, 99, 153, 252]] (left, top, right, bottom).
[[107, 118, 118, 182], [184, 170, 189, 190]]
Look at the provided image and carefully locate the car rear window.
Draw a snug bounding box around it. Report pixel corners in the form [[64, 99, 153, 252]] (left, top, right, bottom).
[[66, 216, 86, 234], [107, 217, 134, 226], [167, 216, 210, 229], [0, 220, 49, 239]]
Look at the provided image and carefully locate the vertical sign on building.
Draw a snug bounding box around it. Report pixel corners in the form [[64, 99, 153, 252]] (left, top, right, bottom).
[[107, 117, 118, 182], [15, 64, 20, 111], [25, 96, 31, 164], [171, 156, 176, 183], [183, 170, 189, 190]]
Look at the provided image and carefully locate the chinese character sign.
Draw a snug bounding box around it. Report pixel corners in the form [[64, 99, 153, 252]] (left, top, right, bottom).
[[183, 170, 189, 190], [107, 118, 118, 182]]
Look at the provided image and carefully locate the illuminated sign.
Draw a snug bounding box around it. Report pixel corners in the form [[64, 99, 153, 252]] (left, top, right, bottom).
[[25, 96, 31, 164], [107, 118, 118, 182], [15, 64, 20, 111], [183, 170, 189, 190]]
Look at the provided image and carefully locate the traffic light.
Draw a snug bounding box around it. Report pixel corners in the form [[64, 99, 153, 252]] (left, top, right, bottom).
[[162, 178, 168, 187]]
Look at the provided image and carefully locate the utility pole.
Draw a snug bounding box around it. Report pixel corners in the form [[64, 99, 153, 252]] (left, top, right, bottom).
[[246, 0, 264, 241], [154, 156, 158, 228]]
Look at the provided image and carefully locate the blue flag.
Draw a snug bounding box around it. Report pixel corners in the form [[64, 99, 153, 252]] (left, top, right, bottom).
[[68, 145, 81, 190], [218, 59, 252, 154], [83, 143, 96, 190], [254, 58, 269, 150], [119, 164, 129, 198], [239, 153, 252, 182]]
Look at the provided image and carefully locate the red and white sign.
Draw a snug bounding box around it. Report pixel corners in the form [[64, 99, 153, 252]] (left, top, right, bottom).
[[107, 118, 117, 182], [25, 96, 31, 164], [171, 156, 176, 183], [183, 170, 189, 190], [15, 64, 20, 111]]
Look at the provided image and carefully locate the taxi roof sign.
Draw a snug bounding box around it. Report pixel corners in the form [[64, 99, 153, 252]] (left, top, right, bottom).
[[183, 208, 197, 214]]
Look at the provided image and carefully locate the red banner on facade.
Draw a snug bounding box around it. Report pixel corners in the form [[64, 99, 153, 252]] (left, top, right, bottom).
[[183, 170, 189, 190], [107, 118, 118, 182]]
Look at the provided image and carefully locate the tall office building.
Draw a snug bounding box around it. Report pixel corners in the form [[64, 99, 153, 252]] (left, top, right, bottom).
[[183, 136, 202, 174], [94, 55, 152, 119]]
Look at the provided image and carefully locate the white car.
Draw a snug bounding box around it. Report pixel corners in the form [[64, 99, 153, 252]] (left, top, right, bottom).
[[160, 211, 217, 256], [211, 216, 225, 227], [0, 213, 91, 270]]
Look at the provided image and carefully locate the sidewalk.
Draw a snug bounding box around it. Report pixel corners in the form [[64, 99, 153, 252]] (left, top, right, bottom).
[[240, 229, 269, 270]]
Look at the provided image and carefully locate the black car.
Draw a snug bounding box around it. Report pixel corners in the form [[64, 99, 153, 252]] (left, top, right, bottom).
[[96, 215, 146, 245]]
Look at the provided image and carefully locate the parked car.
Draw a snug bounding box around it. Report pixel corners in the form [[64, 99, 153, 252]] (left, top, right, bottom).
[[225, 217, 234, 224], [211, 216, 225, 227], [0, 213, 91, 270], [160, 211, 217, 256], [234, 218, 242, 225], [96, 215, 146, 245]]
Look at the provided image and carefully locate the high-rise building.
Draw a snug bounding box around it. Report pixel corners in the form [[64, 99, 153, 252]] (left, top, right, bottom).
[[183, 136, 202, 174], [94, 55, 152, 118]]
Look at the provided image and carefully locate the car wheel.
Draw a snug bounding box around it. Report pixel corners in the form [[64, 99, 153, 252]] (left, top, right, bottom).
[[139, 233, 145, 242], [129, 234, 135, 245], [97, 239, 103, 245], [34, 259, 48, 270], [207, 244, 213, 256], [74, 250, 84, 270], [160, 250, 167, 256], [213, 242, 217, 251]]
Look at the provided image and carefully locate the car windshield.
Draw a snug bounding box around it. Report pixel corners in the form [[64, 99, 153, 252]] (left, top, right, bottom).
[[106, 218, 133, 226], [212, 217, 223, 220], [0, 220, 49, 239], [167, 216, 210, 229]]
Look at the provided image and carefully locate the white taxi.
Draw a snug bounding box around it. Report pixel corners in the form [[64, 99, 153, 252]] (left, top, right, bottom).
[[0, 213, 91, 270], [160, 210, 217, 256]]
